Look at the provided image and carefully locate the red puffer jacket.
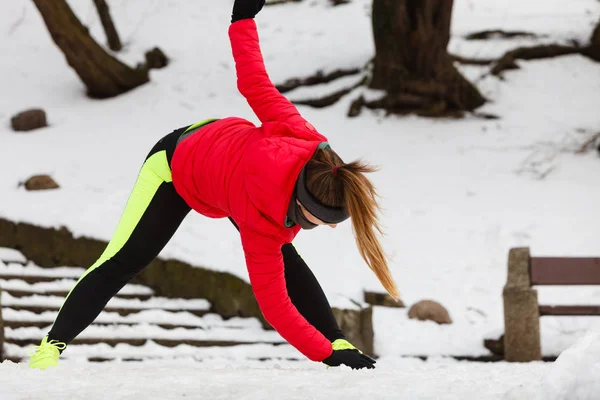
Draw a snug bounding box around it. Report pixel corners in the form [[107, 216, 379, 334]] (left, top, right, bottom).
[[171, 19, 333, 362]]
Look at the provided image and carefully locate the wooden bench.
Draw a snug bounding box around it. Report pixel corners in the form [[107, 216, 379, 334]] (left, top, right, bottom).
[[503, 247, 600, 362]]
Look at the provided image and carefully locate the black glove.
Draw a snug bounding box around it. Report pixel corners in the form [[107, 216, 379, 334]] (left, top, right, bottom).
[[231, 0, 266, 23], [323, 349, 376, 370]]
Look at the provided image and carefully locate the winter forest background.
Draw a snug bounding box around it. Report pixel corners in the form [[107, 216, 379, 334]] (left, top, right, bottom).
[[1, 0, 600, 399]]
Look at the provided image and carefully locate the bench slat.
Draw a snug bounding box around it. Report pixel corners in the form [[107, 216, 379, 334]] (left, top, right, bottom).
[[530, 257, 600, 285], [539, 305, 600, 316]]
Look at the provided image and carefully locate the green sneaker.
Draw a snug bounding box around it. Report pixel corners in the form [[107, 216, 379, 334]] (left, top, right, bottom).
[[28, 337, 67, 370]]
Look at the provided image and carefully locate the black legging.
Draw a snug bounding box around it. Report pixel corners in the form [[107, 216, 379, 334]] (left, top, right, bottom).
[[48, 126, 344, 347]]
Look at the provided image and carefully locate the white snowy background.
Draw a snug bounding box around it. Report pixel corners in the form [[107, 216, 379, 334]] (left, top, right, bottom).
[[1, 0, 600, 398]]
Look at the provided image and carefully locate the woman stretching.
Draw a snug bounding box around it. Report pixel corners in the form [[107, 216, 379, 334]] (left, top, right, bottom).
[[29, 0, 399, 370]]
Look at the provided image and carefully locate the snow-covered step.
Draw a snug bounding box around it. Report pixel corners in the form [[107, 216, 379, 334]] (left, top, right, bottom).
[[6, 322, 285, 348], [0, 260, 86, 278], [7, 336, 279, 348], [0, 248, 27, 265], [0, 278, 154, 300], [0, 248, 293, 363], [2, 309, 265, 331], [1, 292, 210, 317], [3, 341, 301, 364]]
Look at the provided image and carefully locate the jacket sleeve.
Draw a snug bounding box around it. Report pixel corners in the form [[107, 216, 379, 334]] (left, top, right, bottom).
[[238, 224, 333, 362], [228, 19, 327, 142]]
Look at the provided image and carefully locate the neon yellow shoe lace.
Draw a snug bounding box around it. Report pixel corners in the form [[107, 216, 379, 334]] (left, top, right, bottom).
[[29, 337, 67, 368]]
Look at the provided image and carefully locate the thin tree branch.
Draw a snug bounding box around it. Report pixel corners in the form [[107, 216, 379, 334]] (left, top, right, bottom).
[[92, 0, 122, 52]]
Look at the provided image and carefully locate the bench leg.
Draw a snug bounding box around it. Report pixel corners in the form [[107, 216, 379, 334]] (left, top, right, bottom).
[[503, 286, 542, 361], [503, 247, 542, 362]]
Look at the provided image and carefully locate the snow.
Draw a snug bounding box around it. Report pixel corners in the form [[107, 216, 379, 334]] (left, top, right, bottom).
[[1, 0, 600, 397], [4, 309, 264, 331], [0, 259, 154, 295], [1, 291, 210, 311], [506, 332, 600, 400], [0, 249, 27, 264], [2, 335, 596, 399], [0, 356, 553, 400], [0, 278, 153, 296], [6, 323, 283, 343], [2, 308, 264, 329], [0, 259, 86, 277], [3, 341, 301, 362]]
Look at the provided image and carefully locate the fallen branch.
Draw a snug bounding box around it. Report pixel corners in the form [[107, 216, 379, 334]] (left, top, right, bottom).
[[576, 132, 600, 154], [360, 93, 462, 118], [451, 54, 495, 66], [266, 0, 347, 6], [93, 0, 122, 52], [465, 29, 542, 41], [276, 67, 362, 93], [491, 44, 582, 76], [265, 0, 302, 6], [291, 76, 367, 108]]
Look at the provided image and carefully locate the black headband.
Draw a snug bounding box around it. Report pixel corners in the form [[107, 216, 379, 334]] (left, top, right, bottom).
[[295, 166, 349, 224]]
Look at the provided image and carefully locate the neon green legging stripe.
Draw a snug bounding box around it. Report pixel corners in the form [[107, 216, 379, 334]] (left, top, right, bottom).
[[53, 150, 172, 317], [184, 118, 219, 134]]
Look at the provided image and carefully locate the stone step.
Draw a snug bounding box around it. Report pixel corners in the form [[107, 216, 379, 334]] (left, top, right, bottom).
[[0, 274, 154, 299], [0, 248, 27, 265], [6, 320, 283, 345], [2, 308, 257, 330], [0, 259, 156, 300], [1, 292, 210, 315], [0, 249, 295, 363], [2, 355, 303, 363], [2, 288, 152, 301], [2, 304, 209, 318], [3, 341, 300, 363], [2, 319, 246, 330], [6, 337, 283, 348], [0, 274, 78, 284], [0, 262, 87, 280]]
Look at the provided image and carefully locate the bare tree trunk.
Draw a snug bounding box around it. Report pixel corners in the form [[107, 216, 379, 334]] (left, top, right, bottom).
[[32, 0, 148, 99], [369, 0, 485, 116], [93, 0, 123, 52]]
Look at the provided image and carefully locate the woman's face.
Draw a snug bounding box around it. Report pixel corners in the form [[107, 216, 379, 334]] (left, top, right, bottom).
[[296, 200, 338, 229]]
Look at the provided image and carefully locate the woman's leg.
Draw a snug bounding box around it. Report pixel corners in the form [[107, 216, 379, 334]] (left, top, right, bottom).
[[47, 139, 191, 346]]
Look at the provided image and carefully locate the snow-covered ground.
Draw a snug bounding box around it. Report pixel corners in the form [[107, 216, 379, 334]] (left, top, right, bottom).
[[1, 0, 600, 397], [1, 333, 599, 400]]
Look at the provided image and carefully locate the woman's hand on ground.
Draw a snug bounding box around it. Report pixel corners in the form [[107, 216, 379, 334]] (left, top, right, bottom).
[[323, 349, 377, 370], [232, 0, 266, 23]]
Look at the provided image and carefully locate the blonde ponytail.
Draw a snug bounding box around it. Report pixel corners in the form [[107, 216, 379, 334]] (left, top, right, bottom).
[[306, 150, 400, 301]]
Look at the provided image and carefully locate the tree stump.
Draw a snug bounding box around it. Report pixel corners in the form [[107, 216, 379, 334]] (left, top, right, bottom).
[[367, 0, 485, 116], [11, 109, 47, 132], [32, 0, 148, 99]]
